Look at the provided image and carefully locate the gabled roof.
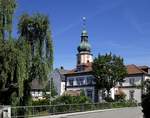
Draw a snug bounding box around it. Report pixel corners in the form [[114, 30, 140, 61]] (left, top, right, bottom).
[[126, 64, 147, 75], [65, 63, 149, 76], [138, 65, 150, 69], [30, 79, 44, 90], [50, 68, 69, 81], [66, 63, 92, 75], [57, 68, 68, 75], [56, 68, 68, 81]]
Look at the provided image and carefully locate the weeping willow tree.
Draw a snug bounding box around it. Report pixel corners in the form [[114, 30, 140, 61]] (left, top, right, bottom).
[[0, 0, 32, 106], [0, 0, 16, 40], [0, 0, 26, 105], [18, 13, 53, 79], [0, 39, 30, 106], [0, 0, 53, 107], [18, 13, 53, 71]]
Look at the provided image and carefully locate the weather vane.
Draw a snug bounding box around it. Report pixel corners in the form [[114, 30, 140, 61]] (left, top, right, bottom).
[[82, 17, 86, 30]]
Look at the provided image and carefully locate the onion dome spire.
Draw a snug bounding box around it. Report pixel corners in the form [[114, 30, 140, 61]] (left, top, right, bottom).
[[77, 17, 91, 53]]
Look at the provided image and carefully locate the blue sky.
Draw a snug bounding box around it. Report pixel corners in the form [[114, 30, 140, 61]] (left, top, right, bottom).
[[13, 0, 150, 69]]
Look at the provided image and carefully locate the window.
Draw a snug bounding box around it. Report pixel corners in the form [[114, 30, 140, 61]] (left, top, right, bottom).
[[76, 77, 84, 85], [129, 90, 135, 100], [87, 76, 93, 85], [68, 78, 74, 86], [129, 78, 135, 86], [87, 89, 93, 100]]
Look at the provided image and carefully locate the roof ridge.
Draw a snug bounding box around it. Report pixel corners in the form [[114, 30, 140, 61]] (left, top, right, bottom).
[[132, 64, 147, 74]]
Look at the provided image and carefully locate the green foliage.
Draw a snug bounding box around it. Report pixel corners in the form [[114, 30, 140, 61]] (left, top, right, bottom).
[[29, 56, 48, 83], [32, 99, 50, 106], [0, 0, 53, 107], [43, 78, 58, 100], [0, 0, 16, 40], [104, 97, 114, 102], [80, 89, 85, 96], [92, 53, 127, 98], [18, 13, 53, 70], [0, 39, 30, 106], [52, 95, 92, 105], [115, 91, 126, 102], [50, 78, 58, 97], [18, 13, 54, 94]]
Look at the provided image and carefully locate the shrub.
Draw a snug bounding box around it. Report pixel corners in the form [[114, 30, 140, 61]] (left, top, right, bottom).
[[104, 97, 114, 102], [51, 95, 92, 105], [32, 99, 50, 106], [115, 92, 126, 102]]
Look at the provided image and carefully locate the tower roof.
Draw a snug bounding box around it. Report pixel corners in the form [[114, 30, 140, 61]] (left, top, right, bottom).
[[77, 17, 91, 53], [77, 41, 91, 52], [81, 30, 88, 37]]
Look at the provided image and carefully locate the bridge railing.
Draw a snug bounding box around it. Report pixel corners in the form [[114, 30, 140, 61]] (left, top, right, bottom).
[[11, 102, 137, 118]]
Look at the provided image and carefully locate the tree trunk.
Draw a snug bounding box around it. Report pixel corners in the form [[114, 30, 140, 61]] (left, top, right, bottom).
[[106, 89, 110, 98]]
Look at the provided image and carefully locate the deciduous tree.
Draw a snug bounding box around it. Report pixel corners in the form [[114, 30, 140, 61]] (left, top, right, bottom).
[[92, 53, 127, 101]]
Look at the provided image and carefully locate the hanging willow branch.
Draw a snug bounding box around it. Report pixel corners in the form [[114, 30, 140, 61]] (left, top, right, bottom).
[[18, 13, 54, 82], [0, 0, 16, 40]]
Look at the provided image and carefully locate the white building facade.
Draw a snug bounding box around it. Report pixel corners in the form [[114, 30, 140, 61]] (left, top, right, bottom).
[[65, 71, 96, 102], [60, 20, 150, 103], [50, 68, 68, 96], [115, 65, 150, 103]]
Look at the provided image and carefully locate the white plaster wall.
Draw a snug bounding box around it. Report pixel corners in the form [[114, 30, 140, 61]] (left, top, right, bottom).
[[121, 88, 141, 103], [60, 82, 65, 95], [123, 76, 142, 86], [145, 75, 150, 80], [80, 54, 93, 64], [50, 70, 61, 96], [110, 88, 115, 99]]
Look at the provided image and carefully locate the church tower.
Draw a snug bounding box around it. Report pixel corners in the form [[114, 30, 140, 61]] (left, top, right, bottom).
[[77, 17, 93, 66]]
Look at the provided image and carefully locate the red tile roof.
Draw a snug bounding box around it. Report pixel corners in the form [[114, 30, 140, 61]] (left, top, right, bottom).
[[126, 64, 147, 75], [65, 63, 148, 75]]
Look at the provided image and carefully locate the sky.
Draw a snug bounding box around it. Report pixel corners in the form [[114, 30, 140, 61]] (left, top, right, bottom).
[[12, 0, 150, 69]]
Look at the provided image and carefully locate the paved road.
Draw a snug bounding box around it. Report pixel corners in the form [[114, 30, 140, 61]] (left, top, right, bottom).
[[66, 107, 143, 118], [35, 107, 143, 118]]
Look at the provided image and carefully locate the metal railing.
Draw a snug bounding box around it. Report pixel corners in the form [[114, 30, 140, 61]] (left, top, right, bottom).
[[11, 102, 137, 118]]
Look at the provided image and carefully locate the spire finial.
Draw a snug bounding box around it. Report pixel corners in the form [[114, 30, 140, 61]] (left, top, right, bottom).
[[82, 17, 86, 30]]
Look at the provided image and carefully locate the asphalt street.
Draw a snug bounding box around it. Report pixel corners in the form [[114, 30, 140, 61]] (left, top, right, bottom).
[[66, 107, 143, 118], [34, 107, 143, 118]]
